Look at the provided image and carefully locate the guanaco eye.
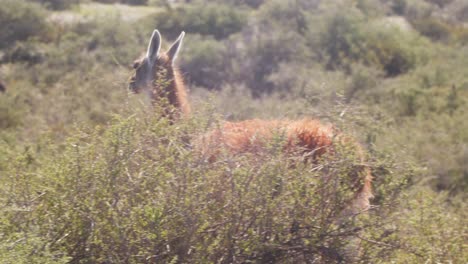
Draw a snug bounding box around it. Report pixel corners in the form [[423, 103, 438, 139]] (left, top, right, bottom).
[[132, 61, 140, 69]]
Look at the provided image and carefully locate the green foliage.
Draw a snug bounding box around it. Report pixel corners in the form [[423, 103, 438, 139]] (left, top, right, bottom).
[[181, 35, 228, 89], [144, 3, 247, 40], [0, 0, 48, 49], [232, 0, 266, 8], [0, 42, 45, 64], [345, 64, 382, 103], [0, 234, 70, 264], [392, 0, 408, 15], [29, 0, 81, 10], [256, 0, 322, 35], [122, 0, 148, 5], [0, 14, 140, 142], [94, 0, 148, 3], [457, 4, 468, 22], [0, 95, 23, 130], [206, 0, 317, 96], [401, 0, 434, 21], [320, 9, 425, 76], [412, 17, 454, 42], [0, 0, 467, 262], [411, 16, 468, 44], [355, 0, 387, 17], [423, 0, 454, 8], [0, 110, 406, 263], [364, 189, 467, 263], [243, 29, 311, 96]]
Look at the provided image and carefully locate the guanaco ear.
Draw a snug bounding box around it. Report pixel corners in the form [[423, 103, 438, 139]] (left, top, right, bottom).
[[146, 30, 161, 63], [167, 31, 185, 63]]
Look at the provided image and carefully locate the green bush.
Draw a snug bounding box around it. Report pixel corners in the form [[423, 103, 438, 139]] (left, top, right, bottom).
[[0, 96, 23, 130], [93, 0, 147, 3], [144, 3, 247, 40], [402, 0, 433, 21], [122, 0, 148, 5], [181, 35, 228, 89], [91, 0, 119, 3], [424, 0, 454, 8], [205, 0, 266, 8], [0, 1, 466, 262], [0, 0, 48, 49], [412, 18, 454, 42], [2, 95, 463, 262], [1, 42, 44, 64], [320, 10, 424, 76], [365, 189, 467, 263], [392, 0, 408, 15], [355, 0, 388, 17], [235, 28, 311, 96], [0, 109, 407, 263], [457, 4, 468, 22], [256, 0, 315, 34], [29, 0, 81, 10], [345, 64, 382, 103], [233, 0, 266, 8]]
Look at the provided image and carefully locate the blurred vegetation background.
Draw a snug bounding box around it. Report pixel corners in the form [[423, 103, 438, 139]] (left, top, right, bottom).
[[0, 0, 466, 263]]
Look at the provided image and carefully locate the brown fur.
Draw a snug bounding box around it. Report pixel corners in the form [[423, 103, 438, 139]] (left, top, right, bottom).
[[130, 30, 373, 215], [198, 119, 333, 159], [196, 118, 373, 213], [152, 53, 191, 118], [129, 30, 374, 262], [129, 31, 190, 120]]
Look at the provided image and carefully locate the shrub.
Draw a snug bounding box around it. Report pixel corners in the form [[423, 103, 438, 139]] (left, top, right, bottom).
[[94, 0, 148, 3], [0, 1, 466, 262], [256, 0, 319, 34], [0, 42, 45, 64], [393, 85, 423, 116], [7, 97, 463, 263], [356, 0, 388, 17], [0, 0, 48, 49], [0, 109, 408, 263], [411, 17, 454, 42], [86, 15, 141, 63], [231, 28, 311, 96], [369, 189, 467, 263], [181, 35, 228, 89], [424, 0, 454, 8], [122, 0, 148, 5], [457, 4, 468, 22], [144, 3, 247, 40], [233, 0, 266, 8], [320, 10, 424, 76], [345, 64, 382, 103], [400, 0, 434, 23], [29, 0, 81, 10], [91, 0, 119, 3], [0, 96, 23, 130], [392, 0, 408, 15]]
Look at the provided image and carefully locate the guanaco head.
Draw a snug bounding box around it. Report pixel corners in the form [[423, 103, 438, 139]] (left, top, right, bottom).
[[128, 29, 185, 95]]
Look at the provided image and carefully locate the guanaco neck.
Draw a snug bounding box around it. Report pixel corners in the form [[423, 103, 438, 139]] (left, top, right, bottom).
[[151, 56, 190, 120]]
